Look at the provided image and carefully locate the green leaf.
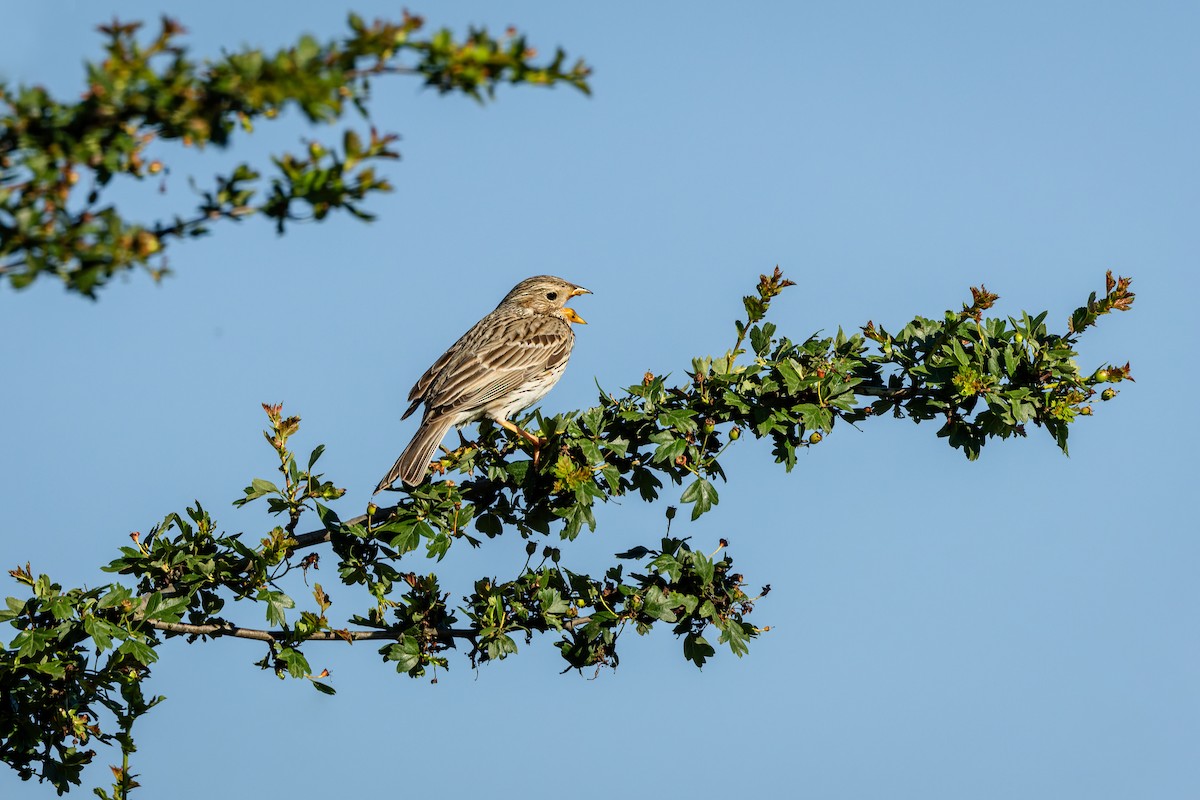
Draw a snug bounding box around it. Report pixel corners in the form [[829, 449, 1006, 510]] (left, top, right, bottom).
[[651, 437, 687, 465], [316, 502, 341, 530], [680, 477, 719, 520], [749, 323, 776, 355], [97, 585, 133, 609], [641, 586, 677, 623], [277, 646, 310, 678], [257, 589, 294, 626], [308, 444, 325, 468], [796, 403, 831, 432], [475, 513, 504, 537], [658, 408, 698, 433], [578, 438, 604, 465], [83, 616, 120, 652], [537, 588, 570, 617], [776, 358, 802, 394], [717, 619, 752, 657], [386, 636, 422, 674], [691, 551, 715, 586], [683, 633, 715, 668], [650, 553, 683, 582], [117, 637, 159, 665], [485, 632, 519, 661]]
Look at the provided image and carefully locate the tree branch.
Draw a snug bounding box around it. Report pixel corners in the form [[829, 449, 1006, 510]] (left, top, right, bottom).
[[146, 615, 591, 642], [146, 618, 466, 641], [290, 519, 346, 549]]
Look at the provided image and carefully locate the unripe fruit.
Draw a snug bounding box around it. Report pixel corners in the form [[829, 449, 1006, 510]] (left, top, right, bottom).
[[1094, 369, 1110, 382], [1101, 388, 1116, 401], [1079, 406, 1093, 416], [729, 427, 741, 441], [808, 432, 823, 444]]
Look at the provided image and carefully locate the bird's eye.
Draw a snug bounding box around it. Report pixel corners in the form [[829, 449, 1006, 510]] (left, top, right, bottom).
[[546, 291, 558, 301]]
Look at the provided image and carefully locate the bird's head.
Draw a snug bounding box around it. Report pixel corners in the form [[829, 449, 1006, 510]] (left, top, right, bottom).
[[502, 275, 591, 324]]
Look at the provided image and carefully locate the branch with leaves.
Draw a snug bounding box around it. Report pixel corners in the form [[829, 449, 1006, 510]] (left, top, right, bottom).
[[2, 267, 1134, 794], [0, 14, 591, 295]]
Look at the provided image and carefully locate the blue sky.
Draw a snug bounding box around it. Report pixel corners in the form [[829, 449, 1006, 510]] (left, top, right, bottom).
[[2, 2, 1197, 797]]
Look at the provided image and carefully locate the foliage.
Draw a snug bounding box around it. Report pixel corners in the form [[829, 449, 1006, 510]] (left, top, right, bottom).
[[0, 14, 590, 296], [2, 265, 1134, 794]]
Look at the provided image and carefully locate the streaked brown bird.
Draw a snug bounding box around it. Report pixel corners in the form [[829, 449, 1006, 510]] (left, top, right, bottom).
[[374, 275, 591, 492]]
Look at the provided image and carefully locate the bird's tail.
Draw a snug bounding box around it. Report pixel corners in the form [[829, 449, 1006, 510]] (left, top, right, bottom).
[[374, 416, 456, 494]]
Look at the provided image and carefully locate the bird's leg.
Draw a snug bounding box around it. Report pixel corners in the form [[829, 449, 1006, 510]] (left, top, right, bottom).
[[495, 418, 546, 466], [438, 431, 477, 460]]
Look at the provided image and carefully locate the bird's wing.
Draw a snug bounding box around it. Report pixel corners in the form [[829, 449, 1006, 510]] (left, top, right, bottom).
[[402, 345, 458, 419], [424, 312, 573, 417]]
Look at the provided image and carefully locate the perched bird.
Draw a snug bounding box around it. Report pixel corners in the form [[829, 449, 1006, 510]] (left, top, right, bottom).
[[374, 275, 591, 492]]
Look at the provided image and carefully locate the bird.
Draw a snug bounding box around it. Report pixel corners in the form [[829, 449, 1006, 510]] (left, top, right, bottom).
[[374, 275, 591, 492]]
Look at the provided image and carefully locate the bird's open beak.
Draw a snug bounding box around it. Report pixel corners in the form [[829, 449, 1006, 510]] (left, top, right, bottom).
[[563, 286, 590, 324]]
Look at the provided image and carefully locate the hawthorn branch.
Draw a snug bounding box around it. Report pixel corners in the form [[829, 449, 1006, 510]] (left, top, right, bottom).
[[146, 619, 466, 641], [854, 385, 926, 400], [146, 615, 591, 641], [290, 512, 371, 549]]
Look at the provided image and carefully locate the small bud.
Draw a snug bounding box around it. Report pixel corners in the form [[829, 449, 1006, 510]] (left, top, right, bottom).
[[148, 160, 163, 175], [729, 427, 741, 441], [366, 502, 378, 515], [665, 506, 677, 520], [135, 231, 160, 256]]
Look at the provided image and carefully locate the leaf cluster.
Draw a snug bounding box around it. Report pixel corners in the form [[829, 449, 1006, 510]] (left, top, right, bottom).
[[0, 14, 591, 295], [2, 267, 1134, 794], [0, 566, 164, 795]]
